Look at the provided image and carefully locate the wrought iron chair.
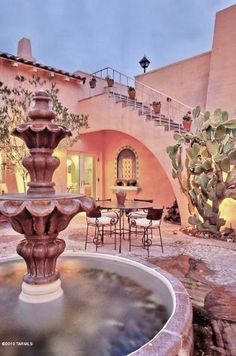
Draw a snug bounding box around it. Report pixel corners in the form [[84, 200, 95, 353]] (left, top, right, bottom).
[[96, 198, 118, 219], [127, 198, 153, 219], [85, 206, 118, 251], [128, 207, 164, 257], [127, 198, 153, 236]]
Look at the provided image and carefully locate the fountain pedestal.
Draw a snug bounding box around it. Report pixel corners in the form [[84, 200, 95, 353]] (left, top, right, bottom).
[[0, 92, 94, 303]]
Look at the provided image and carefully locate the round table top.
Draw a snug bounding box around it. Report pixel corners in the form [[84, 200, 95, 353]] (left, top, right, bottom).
[[97, 200, 153, 211]]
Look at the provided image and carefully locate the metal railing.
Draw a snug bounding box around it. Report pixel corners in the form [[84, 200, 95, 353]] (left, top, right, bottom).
[[91, 67, 195, 127]]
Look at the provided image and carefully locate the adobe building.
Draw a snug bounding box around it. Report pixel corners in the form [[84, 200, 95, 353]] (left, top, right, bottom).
[[0, 5, 236, 227]]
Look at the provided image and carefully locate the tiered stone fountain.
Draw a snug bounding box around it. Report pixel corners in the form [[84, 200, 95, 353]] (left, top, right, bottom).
[[0, 91, 94, 303]]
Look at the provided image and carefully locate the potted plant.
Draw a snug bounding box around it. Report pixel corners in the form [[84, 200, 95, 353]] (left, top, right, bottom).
[[182, 111, 192, 131], [127, 179, 137, 186], [105, 75, 114, 87], [152, 101, 161, 114], [115, 179, 123, 186], [89, 76, 96, 89], [116, 190, 127, 205], [128, 86, 136, 100]]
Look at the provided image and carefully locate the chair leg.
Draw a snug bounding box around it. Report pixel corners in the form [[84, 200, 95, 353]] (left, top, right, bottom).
[[159, 227, 164, 253], [128, 223, 132, 251], [114, 225, 117, 250], [142, 227, 152, 257], [101, 226, 104, 245], [110, 223, 116, 250], [95, 226, 98, 252], [85, 224, 89, 249], [147, 230, 150, 258], [129, 219, 139, 252]]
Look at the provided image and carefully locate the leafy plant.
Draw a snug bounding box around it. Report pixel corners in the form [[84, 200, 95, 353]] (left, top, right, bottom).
[[167, 106, 236, 233], [182, 111, 192, 121], [105, 75, 114, 86], [0, 75, 89, 191], [128, 86, 135, 92]]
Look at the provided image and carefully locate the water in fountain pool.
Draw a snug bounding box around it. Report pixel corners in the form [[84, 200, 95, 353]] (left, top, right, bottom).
[[0, 257, 169, 356]]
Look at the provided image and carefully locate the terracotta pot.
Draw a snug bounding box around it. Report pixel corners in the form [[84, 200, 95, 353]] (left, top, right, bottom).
[[182, 120, 192, 131], [128, 90, 136, 100], [153, 104, 161, 114], [127, 179, 137, 186], [116, 193, 126, 205], [116, 179, 123, 186], [106, 78, 114, 87]]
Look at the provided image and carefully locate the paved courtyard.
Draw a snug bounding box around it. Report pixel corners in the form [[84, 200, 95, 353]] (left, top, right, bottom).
[[1, 212, 236, 287]]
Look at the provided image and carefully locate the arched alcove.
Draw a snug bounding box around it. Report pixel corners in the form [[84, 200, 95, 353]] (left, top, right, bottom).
[[115, 146, 139, 185]]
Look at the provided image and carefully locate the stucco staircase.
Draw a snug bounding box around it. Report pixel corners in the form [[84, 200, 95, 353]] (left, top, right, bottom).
[[78, 89, 185, 166], [108, 91, 184, 132], [89, 66, 192, 133]]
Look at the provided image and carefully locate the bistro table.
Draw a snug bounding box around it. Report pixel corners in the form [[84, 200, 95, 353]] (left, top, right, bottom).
[[98, 200, 153, 253]]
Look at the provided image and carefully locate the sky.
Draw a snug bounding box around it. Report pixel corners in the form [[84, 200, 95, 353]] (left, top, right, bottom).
[[0, 0, 235, 77]]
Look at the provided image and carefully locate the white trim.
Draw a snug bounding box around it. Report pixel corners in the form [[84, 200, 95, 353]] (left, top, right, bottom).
[[112, 185, 140, 191]]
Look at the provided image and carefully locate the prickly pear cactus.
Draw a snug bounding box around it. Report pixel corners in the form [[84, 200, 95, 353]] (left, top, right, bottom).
[[167, 107, 236, 233]]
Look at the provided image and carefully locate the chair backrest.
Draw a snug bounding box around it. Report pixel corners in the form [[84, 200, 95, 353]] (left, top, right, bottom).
[[146, 208, 163, 221], [134, 198, 153, 203], [86, 207, 101, 218]]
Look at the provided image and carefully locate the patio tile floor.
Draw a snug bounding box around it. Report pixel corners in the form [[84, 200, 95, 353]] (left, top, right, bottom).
[[0, 212, 236, 287]]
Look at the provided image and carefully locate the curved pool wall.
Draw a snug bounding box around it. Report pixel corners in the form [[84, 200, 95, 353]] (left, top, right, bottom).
[[0, 252, 193, 356], [72, 253, 193, 356]]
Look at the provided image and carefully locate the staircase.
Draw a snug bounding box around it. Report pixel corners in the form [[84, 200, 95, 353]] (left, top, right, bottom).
[[108, 91, 184, 132], [89, 66, 197, 132]]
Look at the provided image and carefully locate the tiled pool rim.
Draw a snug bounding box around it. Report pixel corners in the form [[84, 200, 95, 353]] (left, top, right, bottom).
[[0, 252, 193, 356]]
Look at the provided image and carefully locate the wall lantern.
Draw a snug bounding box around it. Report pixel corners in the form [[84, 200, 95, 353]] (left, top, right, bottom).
[[89, 76, 96, 89]]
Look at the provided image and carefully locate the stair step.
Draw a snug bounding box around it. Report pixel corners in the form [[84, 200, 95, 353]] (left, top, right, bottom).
[[150, 116, 175, 124], [138, 109, 151, 115], [122, 101, 139, 108], [115, 97, 128, 103], [146, 113, 169, 120], [109, 91, 126, 98]]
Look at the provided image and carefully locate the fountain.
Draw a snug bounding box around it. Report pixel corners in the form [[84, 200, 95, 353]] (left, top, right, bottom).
[[0, 91, 95, 302], [0, 92, 193, 355]]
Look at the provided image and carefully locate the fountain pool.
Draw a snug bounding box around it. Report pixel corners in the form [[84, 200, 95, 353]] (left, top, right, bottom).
[[0, 253, 193, 355]]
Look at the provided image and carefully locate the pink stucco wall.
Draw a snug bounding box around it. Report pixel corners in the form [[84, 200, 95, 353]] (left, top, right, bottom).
[[206, 5, 236, 115], [135, 51, 211, 111], [71, 130, 175, 207], [136, 4, 236, 117], [78, 91, 190, 224]]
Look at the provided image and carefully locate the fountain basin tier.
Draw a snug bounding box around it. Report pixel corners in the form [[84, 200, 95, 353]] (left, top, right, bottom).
[[0, 193, 94, 235], [0, 194, 95, 289]]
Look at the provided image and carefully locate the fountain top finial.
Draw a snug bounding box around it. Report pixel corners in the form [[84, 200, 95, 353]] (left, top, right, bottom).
[[29, 90, 55, 122], [12, 90, 72, 195]]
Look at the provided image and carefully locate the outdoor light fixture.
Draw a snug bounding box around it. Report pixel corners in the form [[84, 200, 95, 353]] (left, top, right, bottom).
[[139, 55, 150, 73]]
